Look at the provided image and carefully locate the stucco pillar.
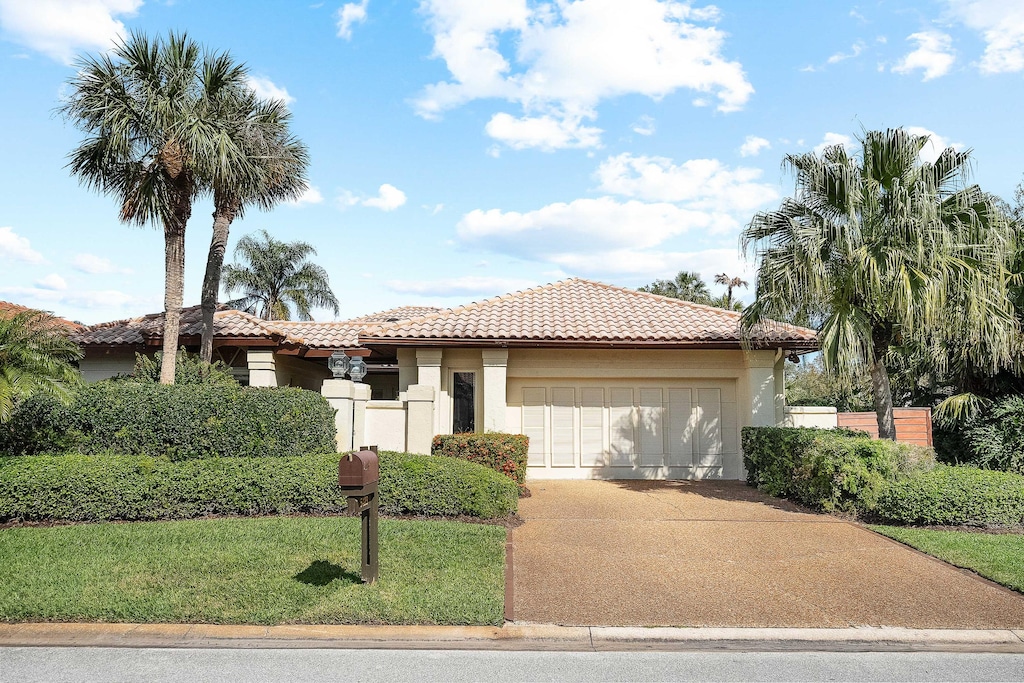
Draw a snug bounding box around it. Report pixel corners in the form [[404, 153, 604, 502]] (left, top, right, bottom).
[[416, 349, 443, 434], [774, 353, 786, 426], [247, 349, 279, 387], [745, 351, 777, 428], [404, 384, 435, 455], [397, 348, 416, 392], [352, 382, 371, 450], [481, 348, 508, 433], [322, 378, 355, 452]]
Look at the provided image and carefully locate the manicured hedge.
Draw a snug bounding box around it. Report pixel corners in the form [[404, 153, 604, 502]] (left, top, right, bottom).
[[0, 383, 336, 460], [876, 465, 1024, 527], [742, 426, 934, 514], [0, 451, 518, 522], [432, 433, 530, 486]]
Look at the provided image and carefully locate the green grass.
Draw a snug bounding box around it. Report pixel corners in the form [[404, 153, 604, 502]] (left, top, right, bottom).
[[871, 525, 1024, 593], [0, 516, 506, 625]]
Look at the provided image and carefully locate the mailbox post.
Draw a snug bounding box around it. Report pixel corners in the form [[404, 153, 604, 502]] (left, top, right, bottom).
[[338, 446, 380, 583]]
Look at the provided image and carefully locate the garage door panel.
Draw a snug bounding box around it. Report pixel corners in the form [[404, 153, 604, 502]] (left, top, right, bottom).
[[696, 388, 723, 467], [609, 388, 634, 467], [580, 388, 605, 467], [668, 389, 694, 468], [551, 387, 576, 467], [523, 388, 546, 467], [721, 401, 739, 455], [638, 388, 665, 467]]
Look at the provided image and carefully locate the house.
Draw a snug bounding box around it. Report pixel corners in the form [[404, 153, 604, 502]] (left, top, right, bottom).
[[0, 301, 83, 332], [73, 278, 817, 480]]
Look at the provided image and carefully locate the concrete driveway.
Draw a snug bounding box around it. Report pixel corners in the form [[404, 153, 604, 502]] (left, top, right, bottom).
[[510, 480, 1024, 628]]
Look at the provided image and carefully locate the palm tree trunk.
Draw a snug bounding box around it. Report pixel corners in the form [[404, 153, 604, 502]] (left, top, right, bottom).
[[200, 194, 239, 363], [869, 325, 897, 440], [160, 222, 186, 385]]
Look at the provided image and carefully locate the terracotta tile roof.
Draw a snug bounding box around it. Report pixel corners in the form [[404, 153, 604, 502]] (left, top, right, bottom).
[[360, 278, 817, 348], [272, 321, 364, 348], [73, 305, 300, 346], [0, 300, 83, 331], [351, 306, 444, 323]]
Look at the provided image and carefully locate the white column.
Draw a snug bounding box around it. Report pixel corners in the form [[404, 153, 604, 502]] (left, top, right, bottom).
[[322, 378, 355, 452], [745, 351, 777, 428], [397, 348, 416, 393], [774, 352, 786, 426], [352, 382, 371, 450], [481, 348, 508, 433], [404, 384, 435, 455], [416, 348, 443, 434], [246, 349, 279, 387]]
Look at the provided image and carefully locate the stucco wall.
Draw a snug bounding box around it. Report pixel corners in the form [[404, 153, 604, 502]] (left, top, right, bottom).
[[784, 406, 839, 429], [79, 349, 140, 383], [364, 400, 407, 452]]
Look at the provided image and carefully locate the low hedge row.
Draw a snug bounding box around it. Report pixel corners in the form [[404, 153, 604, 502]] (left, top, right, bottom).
[[431, 433, 530, 487], [743, 426, 1024, 527], [0, 383, 336, 460], [877, 465, 1024, 527], [0, 451, 519, 522], [742, 426, 934, 513]]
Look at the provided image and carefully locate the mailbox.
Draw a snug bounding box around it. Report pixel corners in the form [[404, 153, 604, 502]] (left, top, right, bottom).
[[338, 450, 379, 492]]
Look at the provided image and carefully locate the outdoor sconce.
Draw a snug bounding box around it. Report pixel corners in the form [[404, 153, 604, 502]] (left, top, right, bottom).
[[328, 350, 350, 378], [348, 357, 368, 383]]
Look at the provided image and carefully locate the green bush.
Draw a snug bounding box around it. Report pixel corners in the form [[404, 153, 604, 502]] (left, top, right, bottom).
[[124, 350, 239, 386], [0, 451, 518, 522], [742, 426, 934, 514], [943, 395, 1024, 475], [0, 382, 336, 459], [431, 433, 530, 486], [877, 465, 1024, 527]]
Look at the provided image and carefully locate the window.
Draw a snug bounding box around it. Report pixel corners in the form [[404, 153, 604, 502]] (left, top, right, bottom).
[[452, 371, 476, 433]]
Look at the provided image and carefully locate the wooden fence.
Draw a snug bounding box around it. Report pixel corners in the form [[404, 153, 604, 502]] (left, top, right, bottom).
[[836, 407, 933, 447]]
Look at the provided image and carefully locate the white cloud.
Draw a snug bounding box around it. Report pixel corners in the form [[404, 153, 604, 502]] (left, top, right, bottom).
[[904, 126, 964, 163], [0, 285, 154, 315], [0, 226, 45, 264], [35, 274, 67, 291], [631, 115, 656, 136], [362, 183, 407, 211], [0, 0, 140, 64], [892, 31, 955, 80], [485, 111, 603, 151], [827, 41, 865, 65], [246, 75, 295, 105], [72, 252, 132, 274], [288, 184, 324, 206], [739, 135, 770, 157], [946, 0, 1024, 73], [415, 0, 752, 150], [336, 0, 368, 40], [813, 132, 855, 155], [595, 153, 778, 215], [385, 275, 534, 297]]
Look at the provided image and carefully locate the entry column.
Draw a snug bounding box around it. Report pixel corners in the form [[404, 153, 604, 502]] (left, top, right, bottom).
[[481, 348, 508, 433]]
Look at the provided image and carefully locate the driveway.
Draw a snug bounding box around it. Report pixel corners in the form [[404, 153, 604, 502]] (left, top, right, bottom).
[[510, 480, 1024, 628]]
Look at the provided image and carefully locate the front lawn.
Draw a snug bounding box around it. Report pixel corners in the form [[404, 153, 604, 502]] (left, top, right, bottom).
[[0, 516, 506, 625], [870, 525, 1024, 593]]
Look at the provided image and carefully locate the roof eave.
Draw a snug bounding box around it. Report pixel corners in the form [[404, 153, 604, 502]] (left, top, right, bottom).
[[359, 336, 818, 351]]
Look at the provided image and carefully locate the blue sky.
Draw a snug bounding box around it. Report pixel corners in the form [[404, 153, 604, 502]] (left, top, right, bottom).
[[1, 0, 1023, 324]]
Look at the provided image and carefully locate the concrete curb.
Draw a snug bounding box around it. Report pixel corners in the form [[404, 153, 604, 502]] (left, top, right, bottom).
[[0, 623, 1022, 653]]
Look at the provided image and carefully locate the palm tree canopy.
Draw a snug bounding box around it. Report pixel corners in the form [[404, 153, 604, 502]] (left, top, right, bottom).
[[0, 311, 82, 422], [638, 271, 713, 304], [222, 230, 340, 321], [741, 128, 1018, 422]]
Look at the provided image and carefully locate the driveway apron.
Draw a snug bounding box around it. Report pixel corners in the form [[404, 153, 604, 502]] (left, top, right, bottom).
[[511, 480, 1024, 628]]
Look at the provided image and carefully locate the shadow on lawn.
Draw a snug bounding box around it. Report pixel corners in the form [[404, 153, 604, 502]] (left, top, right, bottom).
[[293, 560, 361, 586]]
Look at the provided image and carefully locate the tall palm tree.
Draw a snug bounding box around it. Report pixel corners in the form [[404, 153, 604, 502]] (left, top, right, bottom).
[[199, 84, 310, 362], [62, 32, 250, 383], [0, 311, 82, 422], [741, 128, 1017, 439], [714, 273, 749, 309], [222, 230, 340, 320], [638, 271, 713, 304]]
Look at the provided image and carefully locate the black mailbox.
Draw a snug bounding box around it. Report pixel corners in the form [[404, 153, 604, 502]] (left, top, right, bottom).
[[338, 450, 379, 494]]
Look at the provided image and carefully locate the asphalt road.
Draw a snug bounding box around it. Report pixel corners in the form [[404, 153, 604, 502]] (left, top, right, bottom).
[[1, 647, 1022, 682]]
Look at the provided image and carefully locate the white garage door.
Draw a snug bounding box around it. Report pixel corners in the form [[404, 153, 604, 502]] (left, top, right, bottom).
[[511, 379, 740, 480]]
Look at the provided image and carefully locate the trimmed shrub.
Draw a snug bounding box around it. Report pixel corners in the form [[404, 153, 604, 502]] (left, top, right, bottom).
[[0, 382, 336, 459], [877, 465, 1024, 527], [742, 426, 934, 514], [431, 433, 529, 486], [0, 451, 518, 522]]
